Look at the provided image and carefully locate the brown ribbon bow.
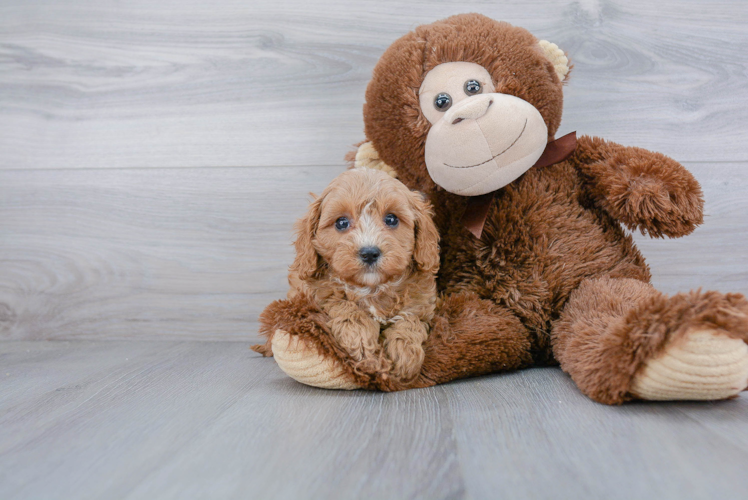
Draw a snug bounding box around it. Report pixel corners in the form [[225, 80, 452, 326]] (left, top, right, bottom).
[[462, 131, 578, 239]]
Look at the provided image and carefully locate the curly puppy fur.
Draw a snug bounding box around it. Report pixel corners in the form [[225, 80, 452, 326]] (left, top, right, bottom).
[[257, 168, 440, 382]]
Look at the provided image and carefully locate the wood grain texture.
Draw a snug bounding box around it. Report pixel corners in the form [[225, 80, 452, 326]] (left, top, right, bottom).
[[0, 165, 344, 340], [1, 162, 746, 341], [1, 0, 747, 170], [446, 370, 748, 500], [1, 341, 747, 500]]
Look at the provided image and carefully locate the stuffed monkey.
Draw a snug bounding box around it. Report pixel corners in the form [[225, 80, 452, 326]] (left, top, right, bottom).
[[257, 14, 748, 404]]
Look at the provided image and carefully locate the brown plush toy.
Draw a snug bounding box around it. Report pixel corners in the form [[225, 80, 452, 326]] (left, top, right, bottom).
[[257, 13, 748, 404]]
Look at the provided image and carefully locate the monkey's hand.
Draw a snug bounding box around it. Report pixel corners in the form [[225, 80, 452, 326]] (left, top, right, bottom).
[[573, 136, 704, 238], [382, 314, 428, 382]]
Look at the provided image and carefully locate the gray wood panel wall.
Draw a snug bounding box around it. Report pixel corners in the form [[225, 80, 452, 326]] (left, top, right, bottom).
[[2, 0, 747, 341]]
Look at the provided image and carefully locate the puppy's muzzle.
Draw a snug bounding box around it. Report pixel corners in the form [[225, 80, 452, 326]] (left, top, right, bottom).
[[359, 246, 381, 266]]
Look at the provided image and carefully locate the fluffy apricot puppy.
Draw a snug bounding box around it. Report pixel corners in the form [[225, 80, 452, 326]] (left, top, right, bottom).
[[257, 168, 440, 382]]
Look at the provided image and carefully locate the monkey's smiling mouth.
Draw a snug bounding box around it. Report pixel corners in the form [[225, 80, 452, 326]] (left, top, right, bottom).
[[444, 119, 528, 169]]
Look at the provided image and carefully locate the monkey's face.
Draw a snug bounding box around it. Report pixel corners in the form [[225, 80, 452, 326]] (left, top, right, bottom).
[[418, 62, 548, 196], [362, 15, 569, 196]]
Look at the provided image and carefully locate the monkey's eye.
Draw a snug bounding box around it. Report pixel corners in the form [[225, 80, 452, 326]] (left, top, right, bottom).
[[464, 80, 482, 95], [335, 217, 350, 231], [383, 213, 399, 227], [434, 93, 452, 111]]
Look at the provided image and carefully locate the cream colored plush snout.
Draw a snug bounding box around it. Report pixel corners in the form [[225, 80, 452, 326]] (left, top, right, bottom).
[[445, 94, 494, 123], [424, 92, 548, 196]]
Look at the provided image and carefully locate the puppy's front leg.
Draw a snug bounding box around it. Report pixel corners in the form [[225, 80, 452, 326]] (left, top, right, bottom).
[[383, 314, 429, 382], [324, 300, 380, 364]]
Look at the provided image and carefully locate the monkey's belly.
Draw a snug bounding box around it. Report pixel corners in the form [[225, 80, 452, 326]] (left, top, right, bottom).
[[436, 166, 650, 358]]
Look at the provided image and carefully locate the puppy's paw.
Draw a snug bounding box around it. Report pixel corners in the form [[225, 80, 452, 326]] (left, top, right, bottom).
[[329, 310, 380, 362], [385, 338, 425, 381], [383, 318, 428, 382]]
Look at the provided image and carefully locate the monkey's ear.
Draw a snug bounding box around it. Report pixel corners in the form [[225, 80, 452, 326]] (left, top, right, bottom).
[[289, 195, 324, 281], [353, 142, 399, 178], [538, 40, 571, 82]]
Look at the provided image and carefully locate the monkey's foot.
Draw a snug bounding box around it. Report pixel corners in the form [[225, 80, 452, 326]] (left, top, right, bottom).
[[271, 330, 361, 390], [631, 329, 748, 400]]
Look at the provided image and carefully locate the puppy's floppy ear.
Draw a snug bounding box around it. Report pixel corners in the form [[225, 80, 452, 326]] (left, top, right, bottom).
[[409, 191, 440, 274], [290, 194, 324, 280]]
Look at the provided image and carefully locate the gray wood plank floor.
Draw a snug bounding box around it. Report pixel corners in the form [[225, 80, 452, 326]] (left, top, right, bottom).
[[2, 340, 747, 500]]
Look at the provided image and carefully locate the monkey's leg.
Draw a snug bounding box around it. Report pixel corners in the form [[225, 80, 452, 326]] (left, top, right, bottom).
[[552, 277, 748, 405], [256, 295, 368, 390], [257, 291, 535, 391], [414, 291, 534, 389]]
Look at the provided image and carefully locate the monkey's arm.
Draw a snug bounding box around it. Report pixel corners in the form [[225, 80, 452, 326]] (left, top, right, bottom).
[[571, 135, 704, 238]]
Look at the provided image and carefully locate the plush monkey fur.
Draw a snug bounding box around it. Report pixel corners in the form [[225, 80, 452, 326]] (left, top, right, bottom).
[[259, 14, 748, 403]]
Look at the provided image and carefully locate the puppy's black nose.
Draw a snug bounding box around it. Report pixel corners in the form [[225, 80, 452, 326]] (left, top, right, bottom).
[[359, 246, 381, 265]]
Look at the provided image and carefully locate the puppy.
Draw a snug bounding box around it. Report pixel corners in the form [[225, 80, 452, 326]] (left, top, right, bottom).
[[287, 167, 440, 381]]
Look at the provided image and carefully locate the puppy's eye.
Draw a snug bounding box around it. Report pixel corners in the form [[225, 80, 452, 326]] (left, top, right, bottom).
[[434, 93, 452, 111], [464, 80, 482, 95], [335, 217, 350, 231], [383, 213, 399, 227]]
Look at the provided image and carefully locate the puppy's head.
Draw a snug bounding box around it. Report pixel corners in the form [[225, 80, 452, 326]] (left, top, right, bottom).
[[291, 168, 439, 287]]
